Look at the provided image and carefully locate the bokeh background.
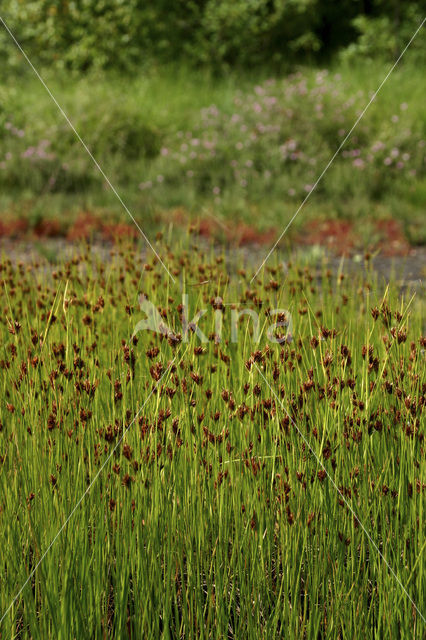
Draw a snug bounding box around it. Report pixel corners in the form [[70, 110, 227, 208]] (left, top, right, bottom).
[[0, 1, 425, 252]]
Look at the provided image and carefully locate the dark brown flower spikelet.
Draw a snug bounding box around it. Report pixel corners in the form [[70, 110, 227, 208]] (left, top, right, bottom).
[[317, 469, 327, 482], [123, 444, 133, 460], [371, 307, 379, 320], [8, 320, 21, 335], [47, 413, 56, 430], [322, 351, 333, 367], [397, 329, 407, 344], [150, 362, 164, 381], [219, 351, 230, 364], [122, 474, 132, 487], [322, 446, 331, 460], [286, 505, 294, 525], [190, 372, 203, 385], [146, 347, 160, 359], [320, 326, 331, 339], [166, 332, 181, 347]]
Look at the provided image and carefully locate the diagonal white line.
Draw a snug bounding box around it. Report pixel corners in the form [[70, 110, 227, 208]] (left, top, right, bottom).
[[0, 15, 176, 284], [254, 362, 426, 624], [250, 16, 426, 283], [0, 354, 179, 626]]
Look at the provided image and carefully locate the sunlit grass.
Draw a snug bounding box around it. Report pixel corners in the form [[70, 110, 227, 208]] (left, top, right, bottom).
[[0, 237, 424, 637]]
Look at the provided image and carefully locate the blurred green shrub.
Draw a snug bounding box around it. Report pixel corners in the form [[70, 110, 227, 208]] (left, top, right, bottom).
[[341, 4, 426, 64], [1, 0, 143, 71], [0, 83, 163, 193], [1, 0, 424, 72], [192, 0, 320, 66]]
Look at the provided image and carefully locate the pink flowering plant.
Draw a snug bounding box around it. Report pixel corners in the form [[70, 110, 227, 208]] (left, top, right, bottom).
[[0, 67, 424, 234]]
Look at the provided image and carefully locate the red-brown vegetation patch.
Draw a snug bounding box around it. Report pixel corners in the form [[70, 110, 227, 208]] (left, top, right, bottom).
[[195, 217, 218, 239], [0, 207, 415, 257], [33, 219, 62, 238], [295, 219, 357, 255], [0, 219, 28, 238], [227, 222, 277, 246], [168, 209, 277, 246], [67, 212, 102, 241], [102, 223, 139, 242], [374, 219, 410, 256]]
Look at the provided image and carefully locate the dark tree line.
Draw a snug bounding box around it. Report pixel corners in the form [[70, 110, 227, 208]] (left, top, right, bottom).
[[1, 0, 424, 72]]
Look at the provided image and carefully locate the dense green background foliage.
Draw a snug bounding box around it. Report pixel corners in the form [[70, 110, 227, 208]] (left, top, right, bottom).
[[1, 0, 425, 72], [0, 62, 425, 244]]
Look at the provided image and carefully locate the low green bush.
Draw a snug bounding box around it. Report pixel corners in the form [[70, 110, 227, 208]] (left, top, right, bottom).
[[0, 63, 424, 235]]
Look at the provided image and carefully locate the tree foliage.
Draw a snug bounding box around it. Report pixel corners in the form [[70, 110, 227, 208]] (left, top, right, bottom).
[[0, 0, 424, 72]]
